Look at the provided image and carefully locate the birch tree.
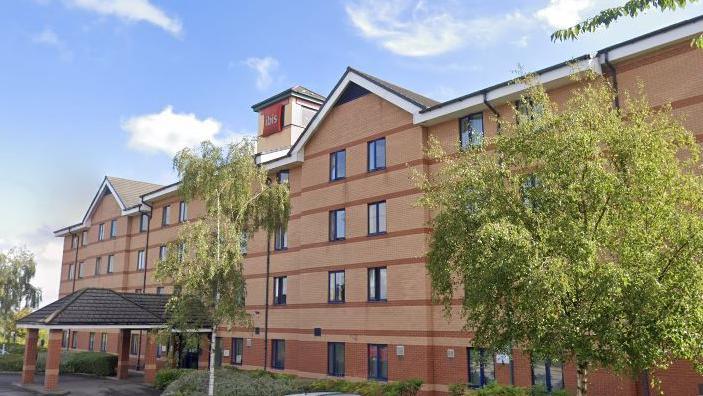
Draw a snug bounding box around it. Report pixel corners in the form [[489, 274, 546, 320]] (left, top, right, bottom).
[[156, 140, 289, 396]]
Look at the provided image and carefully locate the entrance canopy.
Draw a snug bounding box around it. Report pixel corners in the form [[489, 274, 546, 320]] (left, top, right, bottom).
[[17, 288, 171, 330]]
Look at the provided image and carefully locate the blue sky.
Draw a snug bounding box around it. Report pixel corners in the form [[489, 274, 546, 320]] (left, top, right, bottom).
[[1, 0, 702, 304]]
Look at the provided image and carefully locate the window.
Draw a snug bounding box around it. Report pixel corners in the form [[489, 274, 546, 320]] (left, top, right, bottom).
[[135, 288, 143, 294], [82, 231, 88, 246], [107, 255, 114, 273], [130, 334, 140, 355], [273, 277, 287, 305], [67, 264, 74, 280], [328, 271, 345, 303], [468, 348, 495, 388], [88, 332, 95, 351], [368, 138, 386, 171], [162, 205, 171, 226], [179, 201, 188, 222], [159, 245, 168, 261], [271, 340, 285, 369], [156, 287, 164, 295], [460, 113, 484, 148], [78, 261, 85, 278], [328, 342, 345, 377], [110, 219, 118, 238], [368, 201, 387, 235], [71, 332, 78, 349], [330, 150, 346, 181], [98, 223, 105, 241], [137, 250, 145, 271], [232, 338, 243, 365], [240, 233, 248, 255], [368, 344, 388, 380], [177, 243, 185, 262], [140, 213, 149, 232], [71, 235, 78, 249], [516, 98, 544, 122], [95, 257, 101, 276], [100, 333, 107, 352], [277, 170, 289, 185], [156, 342, 164, 358], [274, 227, 288, 250], [368, 267, 387, 302], [61, 331, 68, 348], [522, 175, 539, 209], [532, 359, 564, 392], [329, 209, 346, 241]]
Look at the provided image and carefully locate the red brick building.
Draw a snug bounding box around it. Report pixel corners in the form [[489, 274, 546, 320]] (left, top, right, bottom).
[[21, 16, 703, 395]]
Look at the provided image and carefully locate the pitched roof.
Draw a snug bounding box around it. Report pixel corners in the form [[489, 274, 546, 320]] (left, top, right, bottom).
[[348, 67, 438, 109], [106, 176, 164, 209], [251, 85, 326, 111], [17, 288, 169, 327]]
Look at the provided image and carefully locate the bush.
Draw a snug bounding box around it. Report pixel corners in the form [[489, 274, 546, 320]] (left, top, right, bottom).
[[155, 368, 194, 390], [163, 368, 423, 396], [0, 354, 24, 371], [60, 352, 117, 377]]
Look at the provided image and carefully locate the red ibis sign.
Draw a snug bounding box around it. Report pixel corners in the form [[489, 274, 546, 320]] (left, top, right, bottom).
[[261, 100, 286, 136]]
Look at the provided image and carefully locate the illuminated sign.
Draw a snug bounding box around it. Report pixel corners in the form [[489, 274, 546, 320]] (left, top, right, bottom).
[[261, 100, 286, 136]]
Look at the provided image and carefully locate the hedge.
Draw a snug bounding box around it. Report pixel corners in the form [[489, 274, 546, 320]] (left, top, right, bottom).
[[449, 383, 569, 396], [155, 368, 194, 390], [163, 368, 424, 396], [61, 352, 117, 377]]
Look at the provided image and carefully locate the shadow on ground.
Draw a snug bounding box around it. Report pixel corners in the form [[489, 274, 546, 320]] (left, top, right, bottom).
[[0, 371, 161, 396]]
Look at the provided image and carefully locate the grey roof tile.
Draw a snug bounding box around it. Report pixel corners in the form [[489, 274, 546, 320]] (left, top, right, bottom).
[[106, 176, 164, 209]]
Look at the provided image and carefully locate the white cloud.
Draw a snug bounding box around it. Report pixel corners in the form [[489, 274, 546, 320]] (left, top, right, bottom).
[[243, 56, 280, 90], [32, 27, 73, 61], [122, 106, 226, 155], [535, 0, 595, 29], [345, 0, 534, 57], [64, 0, 182, 36]]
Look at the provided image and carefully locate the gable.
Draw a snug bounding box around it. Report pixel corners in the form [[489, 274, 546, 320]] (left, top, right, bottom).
[[88, 190, 122, 225], [334, 82, 370, 107]]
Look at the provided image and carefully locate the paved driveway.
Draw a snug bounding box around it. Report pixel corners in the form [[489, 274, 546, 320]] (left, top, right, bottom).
[[0, 372, 161, 396]]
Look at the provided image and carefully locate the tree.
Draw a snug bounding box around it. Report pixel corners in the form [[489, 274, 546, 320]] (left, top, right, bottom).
[[552, 0, 703, 48], [155, 140, 289, 396], [0, 247, 41, 343], [416, 74, 703, 396]]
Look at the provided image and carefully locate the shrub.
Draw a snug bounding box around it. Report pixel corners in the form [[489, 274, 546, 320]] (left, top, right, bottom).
[[155, 368, 194, 390], [0, 354, 24, 371], [60, 352, 117, 377]]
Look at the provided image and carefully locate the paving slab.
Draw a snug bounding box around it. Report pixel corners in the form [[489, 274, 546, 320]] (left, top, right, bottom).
[[0, 372, 161, 396]]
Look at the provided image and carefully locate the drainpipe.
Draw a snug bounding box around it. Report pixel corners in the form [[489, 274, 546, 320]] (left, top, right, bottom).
[[263, 233, 271, 371], [603, 52, 620, 109], [483, 91, 500, 121], [136, 204, 152, 371], [67, 229, 80, 350]]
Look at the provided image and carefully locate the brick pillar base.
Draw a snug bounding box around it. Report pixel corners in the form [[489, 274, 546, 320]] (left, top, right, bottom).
[[44, 329, 63, 391], [21, 328, 39, 384], [198, 333, 210, 371], [116, 329, 131, 379], [144, 331, 158, 384]]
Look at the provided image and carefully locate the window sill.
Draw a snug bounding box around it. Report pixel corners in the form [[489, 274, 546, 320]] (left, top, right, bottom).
[[368, 167, 386, 173], [329, 237, 346, 242], [328, 301, 345, 304], [368, 299, 388, 303], [329, 177, 346, 183], [367, 231, 387, 237]]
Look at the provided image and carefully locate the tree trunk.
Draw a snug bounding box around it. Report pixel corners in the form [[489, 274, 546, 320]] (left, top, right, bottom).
[[208, 330, 216, 396], [576, 361, 589, 396]]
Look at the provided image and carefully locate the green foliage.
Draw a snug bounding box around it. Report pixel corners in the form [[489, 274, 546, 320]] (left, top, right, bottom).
[[0, 353, 24, 371], [0, 248, 41, 342], [156, 139, 290, 346], [60, 351, 117, 376], [155, 368, 194, 390], [162, 368, 423, 396], [417, 73, 703, 389], [551, 0, 703, 48], [450, 383, 568, 396]]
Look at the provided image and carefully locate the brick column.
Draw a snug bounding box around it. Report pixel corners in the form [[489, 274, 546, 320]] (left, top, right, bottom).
[[44, 329, 63, 391], [144, 331, 158, 384], [21, 328, 39, 384], [198, 333, 210, 370], [116, 329, 131, 379]]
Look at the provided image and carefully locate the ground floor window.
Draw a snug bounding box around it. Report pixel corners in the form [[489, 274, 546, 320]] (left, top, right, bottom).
[[61, 331, 68, 348], [468, 347, 495, 388], [532, 359, 564, 392], [271, 340, 285, 369], [368, 344, 388, 380], [328, 342, 345, 376], [88, 332, 95, 351], [130, 334, 140, 355], [100, 333, 107, 352], [232, 338, 243, 365], [71, 332, 78, 349]]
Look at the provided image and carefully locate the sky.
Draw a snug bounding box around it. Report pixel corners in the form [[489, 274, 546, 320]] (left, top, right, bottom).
[[1, 0, 702, 306]]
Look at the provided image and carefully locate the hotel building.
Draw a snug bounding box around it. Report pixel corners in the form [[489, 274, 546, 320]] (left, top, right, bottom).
[[42, 16, 703, 395]]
